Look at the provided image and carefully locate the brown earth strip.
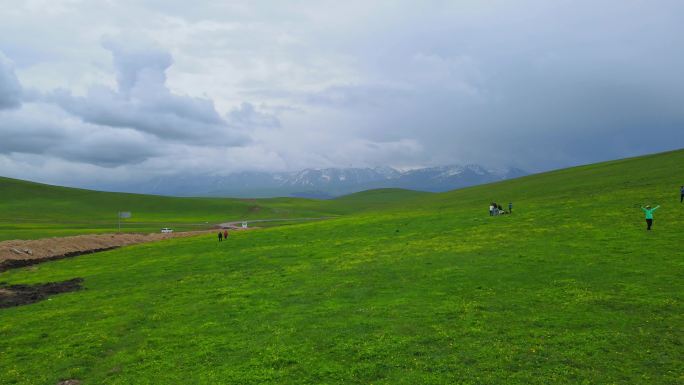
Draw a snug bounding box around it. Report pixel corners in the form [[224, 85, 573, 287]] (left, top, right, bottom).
[[0, 278, 84, 308], [0, 247, 120, 272], [0, 230, 218, 272]]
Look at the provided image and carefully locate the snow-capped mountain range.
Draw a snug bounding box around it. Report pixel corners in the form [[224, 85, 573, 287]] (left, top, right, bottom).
[[109, 164, 527, 198]]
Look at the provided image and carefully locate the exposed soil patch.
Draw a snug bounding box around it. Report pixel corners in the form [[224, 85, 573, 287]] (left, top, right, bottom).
[[0, 231, 214, 273], [0, 278, 83, 308]]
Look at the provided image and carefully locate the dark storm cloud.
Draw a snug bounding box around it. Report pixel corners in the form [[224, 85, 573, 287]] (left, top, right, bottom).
[[0, 103, 162, 167], [0, 107, 66, 154], [289, 0, 684, 170], [54, 129, 162, 167], [0, 51, 22, 109]]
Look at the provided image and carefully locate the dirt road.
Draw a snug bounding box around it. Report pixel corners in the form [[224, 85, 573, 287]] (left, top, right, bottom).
[[218, 217, 335, 229]]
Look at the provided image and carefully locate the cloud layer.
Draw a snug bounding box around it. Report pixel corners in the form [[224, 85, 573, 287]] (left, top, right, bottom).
[[0, 52, 22, 109], [47, 38, 249, 146], [0, 0, 683, 188]]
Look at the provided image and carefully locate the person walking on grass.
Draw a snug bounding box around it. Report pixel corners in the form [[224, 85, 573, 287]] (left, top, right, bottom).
[[508, 202, 513, 213], [218, 231, 223, 242], [680, 185, 684, 203], [641, 204, 660, 231], [223, 229, 228, 240]]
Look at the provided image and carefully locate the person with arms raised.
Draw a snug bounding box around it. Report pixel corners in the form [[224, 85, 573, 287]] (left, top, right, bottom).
[[641, 204, 660, 231]]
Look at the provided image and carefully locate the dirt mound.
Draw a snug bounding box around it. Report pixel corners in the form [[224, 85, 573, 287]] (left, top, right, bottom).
[[0, 230, 213, 272], [0, 278, 83, 308]]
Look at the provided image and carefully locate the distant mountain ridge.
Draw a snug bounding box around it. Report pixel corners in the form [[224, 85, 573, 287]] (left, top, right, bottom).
[[114, 165, 527, 198]]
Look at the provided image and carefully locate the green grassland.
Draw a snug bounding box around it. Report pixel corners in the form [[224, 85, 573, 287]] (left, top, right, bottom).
[[0, 175, 429, 240], [1, 149, 683, 384]]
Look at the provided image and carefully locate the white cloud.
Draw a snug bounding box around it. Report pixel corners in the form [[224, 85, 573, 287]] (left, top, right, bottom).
[[43, 38, 249, 145]]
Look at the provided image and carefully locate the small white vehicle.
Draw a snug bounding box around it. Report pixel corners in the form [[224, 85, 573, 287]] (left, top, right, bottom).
[[161, 228, 174, 233]]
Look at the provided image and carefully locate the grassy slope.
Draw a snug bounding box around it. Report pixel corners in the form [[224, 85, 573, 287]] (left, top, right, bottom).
[[1, 149, 683, 384], [0, 178, 424, 241], [331, 188, 432, 211]]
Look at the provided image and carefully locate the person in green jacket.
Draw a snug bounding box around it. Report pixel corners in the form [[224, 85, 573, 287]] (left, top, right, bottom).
[[641, 205, 660, 230]]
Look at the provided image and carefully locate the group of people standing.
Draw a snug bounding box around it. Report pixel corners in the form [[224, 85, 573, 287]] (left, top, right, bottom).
[[216, 186, 684, 237], [489, 202, 512, 216], [484, 187, 682, 231]]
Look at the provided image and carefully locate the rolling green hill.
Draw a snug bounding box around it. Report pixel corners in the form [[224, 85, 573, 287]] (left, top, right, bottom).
[[1, 149, 683, 384], [0, 176, 426, 241], [329, 188, 432, 211]]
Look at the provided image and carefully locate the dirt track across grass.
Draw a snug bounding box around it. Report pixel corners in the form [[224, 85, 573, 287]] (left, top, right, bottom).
[[0, 231, 216, 272], [0, 218, 330, 272], [218, 216, 336, 229]]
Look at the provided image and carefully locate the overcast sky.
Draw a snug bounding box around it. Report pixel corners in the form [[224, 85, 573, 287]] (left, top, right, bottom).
[[1, 0, 683, 187]]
